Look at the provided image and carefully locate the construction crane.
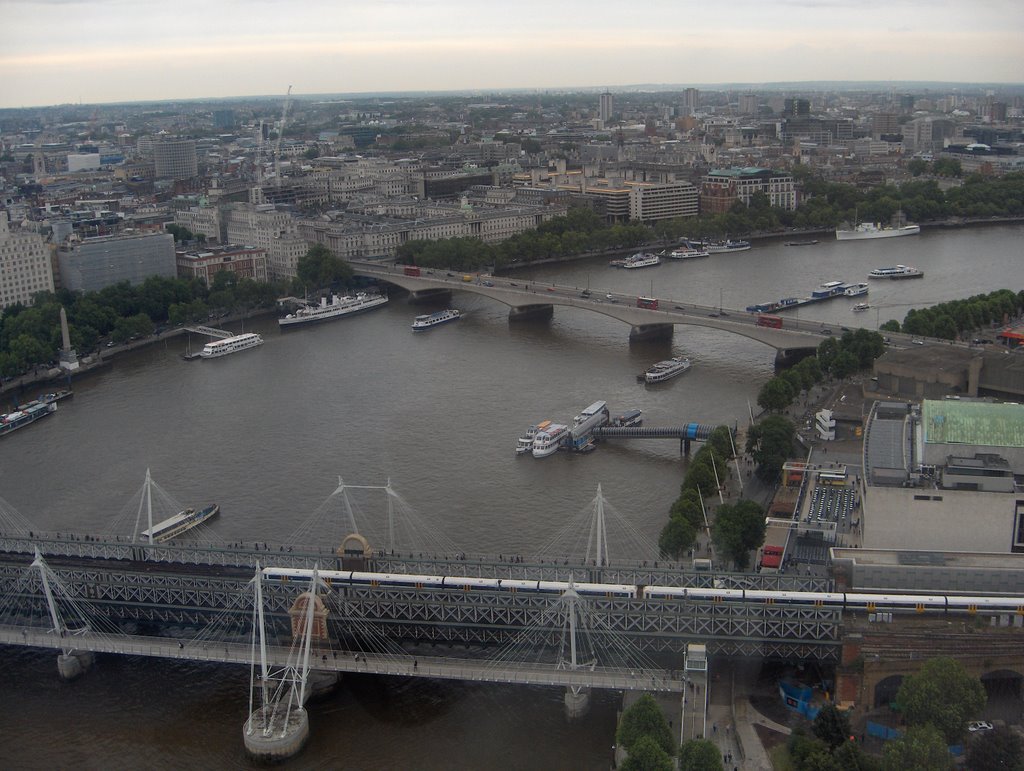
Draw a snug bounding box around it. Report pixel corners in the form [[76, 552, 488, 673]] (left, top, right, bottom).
[[273, 85, 292, 186]]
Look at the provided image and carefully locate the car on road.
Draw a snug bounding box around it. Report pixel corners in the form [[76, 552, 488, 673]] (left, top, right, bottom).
[[911, 338, 925, 345], [446, 272, 455, 277], [106, 341, 116, 347], [482, 280, 494, 287], [968, 721, 993, 733], [580, 290, 591, 298], [509, 282, 517, 287], [820, 329, 833, 335]]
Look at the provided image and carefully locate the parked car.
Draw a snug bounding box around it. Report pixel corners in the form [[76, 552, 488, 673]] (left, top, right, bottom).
[[968, 721, 993, 732], [911, 338, 925, 345]]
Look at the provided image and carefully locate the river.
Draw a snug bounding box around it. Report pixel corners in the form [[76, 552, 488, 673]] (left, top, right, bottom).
[[0, 223, 1021, 768]]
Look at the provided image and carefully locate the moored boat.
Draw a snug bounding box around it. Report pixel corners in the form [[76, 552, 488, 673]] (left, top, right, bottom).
[[140, 503, 220, 543], [621, 252, 661, 269], [836, 222, 920, 240], [868, 265, 924, 280], [785, 239, 819, 246], [668, 246, 710, 259], [411, 309, 461, 331], [643, 357, 692, 384], [706, 239, 751, 253], [516, 420, 551, 455], [199, 332, 264, 359], [279, 291, 388, 327], [532, 423, 569, 458], [612, 409, 643, 427], [844, 283, 869, 297], [1, 399, 57, 437]]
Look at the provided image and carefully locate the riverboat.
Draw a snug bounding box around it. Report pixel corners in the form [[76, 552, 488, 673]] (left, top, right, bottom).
[[844, 283, 869, 297], [199, 333, 264, 359], [140, 503, 220, 543], [516, 420, 551, 455], [0, 399, 56, 437], [668, 246, 710, 259], [836, 222, 920, 240], [411, 309, 461, 331], [785, 239, 819, 246], [852, 303, 870, 312], [643, 357, 692, 384], [532, 423, 569, 458], [706, 240, 751, 253], [868, 265, 924, 280], [611, 409, 643, 427], [621, 253, 661, 269], [279, 291, 388, 327]]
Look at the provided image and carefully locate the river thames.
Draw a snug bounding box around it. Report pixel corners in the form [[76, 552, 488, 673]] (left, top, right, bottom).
[[0, 223, 1021, 768]]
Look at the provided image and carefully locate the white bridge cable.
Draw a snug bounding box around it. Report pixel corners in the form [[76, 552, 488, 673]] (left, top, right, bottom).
[[0, 494, 35, 536], [533, 489, 660, 565], [100, 472, 185, 540]]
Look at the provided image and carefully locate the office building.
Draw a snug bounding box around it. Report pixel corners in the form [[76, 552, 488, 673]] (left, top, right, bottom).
[[599, 92, 614, 124], [57, 232, 176, 292], [176, 244, 268, 285], [701, 168, 796, 213], [0, 211, 55, 310], [153, 138, 198, 180]]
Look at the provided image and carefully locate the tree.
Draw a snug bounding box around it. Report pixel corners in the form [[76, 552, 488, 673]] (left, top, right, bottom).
[[895, 657, 985, 744], [617, 694, 675, 756], [907, 159, 929, 177], [621, 735, 674, 771], [677, 738, 722, 771], [882, 724, 951, 771], [658, 515, 697, 559], [712, 499, 766, 569], [745, 415, 796, 483], [757, 377, 795, 412], [965, 727, 1024, 771], [813, 704, 852, 750], [296, 244, 352, 290]]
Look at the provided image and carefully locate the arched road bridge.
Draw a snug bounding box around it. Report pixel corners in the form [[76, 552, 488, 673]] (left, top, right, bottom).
[[348, 261, 919, 365]]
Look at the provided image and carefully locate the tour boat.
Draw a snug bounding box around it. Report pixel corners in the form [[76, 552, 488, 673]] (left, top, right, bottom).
[[643, 357, 692, 384], [868, 265, 924, 280], [844, 283, 869, 297], [199, 333, 264, 358], [279, 291, 388, 327], [852, 303, 870, 312], [621, 253, 661, 269], [532, 423, 569, 458], [836, 222, 920, 240], [411, 309, 461, 331], [140, 504, 220, 543]]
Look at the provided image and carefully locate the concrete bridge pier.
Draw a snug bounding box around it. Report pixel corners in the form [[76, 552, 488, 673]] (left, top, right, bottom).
[[243, 706, 310, 762], [509, 304, 554, 322], [564, 686, 591, 719], [408, 288, 452, 305], [775, 346, 818, 370], [57, 650, 94, 681], [629, 324, 674, 343]]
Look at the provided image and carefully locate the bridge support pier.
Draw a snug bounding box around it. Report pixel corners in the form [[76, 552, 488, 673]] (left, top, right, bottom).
[[564, 686, 591, 719], [629, 324, 673, 343], [243, 707, 310, 762], [682, 438, 691, 455], [509, 304, 554, 322], [408, 288, 452, 305], [57, 650, 94, 681]]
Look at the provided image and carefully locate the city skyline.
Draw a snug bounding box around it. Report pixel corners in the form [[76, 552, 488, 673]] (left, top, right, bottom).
[[2, 0, 1023, 108]]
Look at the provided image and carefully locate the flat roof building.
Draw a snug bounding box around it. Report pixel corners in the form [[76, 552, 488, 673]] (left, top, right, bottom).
[[57, 232, 176, 292]]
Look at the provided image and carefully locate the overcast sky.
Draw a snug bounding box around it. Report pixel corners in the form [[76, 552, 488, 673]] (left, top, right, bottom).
[[1, 0, 1022, 107]]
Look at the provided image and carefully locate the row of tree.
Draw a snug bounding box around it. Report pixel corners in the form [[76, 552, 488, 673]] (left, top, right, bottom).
[[616, 694, 723, 770], [880, 289, 1024, 340]]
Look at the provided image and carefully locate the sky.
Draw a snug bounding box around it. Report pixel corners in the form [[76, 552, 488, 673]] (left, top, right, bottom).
[[1, 0, 1022, 108]]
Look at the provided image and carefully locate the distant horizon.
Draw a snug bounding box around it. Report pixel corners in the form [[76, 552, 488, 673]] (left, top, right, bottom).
[[4, 79, 1024, 112], [4, 0, 1022, 109]]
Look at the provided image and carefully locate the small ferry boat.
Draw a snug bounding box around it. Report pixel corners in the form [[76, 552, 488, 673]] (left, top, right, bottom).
[[668, 246, 710, 259], [411, 309, 461, 331], [706, 239, 751, 253], [621, 252, 661, 269], [140, 503, 220, 543], [532, 423, 569, 458], [844, 283, 869, 297], [199, 332, 264, 359], [643, 357, 692, 384], [785, 239, 819, 246], [1, 399, 57, 437], [516, 420, 551, 455], [279, 291, 388, 327], [611, 409, 643, 427], [868, 265, 924, 280], [852, 303, 870, 312]]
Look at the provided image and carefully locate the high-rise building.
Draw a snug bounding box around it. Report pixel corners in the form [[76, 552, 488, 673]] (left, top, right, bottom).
[[153, 138, 198, 180], [738, 94, 758, 115], [0, 211, 55, 310], [599, 92, 614, 124], [784, 98, 810, 118], [682, 88, 700, 117]]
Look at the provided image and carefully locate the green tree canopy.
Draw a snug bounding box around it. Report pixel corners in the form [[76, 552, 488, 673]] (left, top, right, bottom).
[[813, 704, 852, 750], [677, 738, 722, 771], [621, 735, 674, 771], [296, 243, 353, 290], [712, 499, 766, 569], [757, 377, 795, 412], [745, 415, 796, 483], [965, 726, 1024, 771], [895, 657, 986, 744], [617, 694, 675, 756], [882, 724, 951, 771]]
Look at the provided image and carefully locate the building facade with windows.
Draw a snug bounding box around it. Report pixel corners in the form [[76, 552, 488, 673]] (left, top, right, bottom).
[[0, 211, 55, 310], [176, 244, 268, 285], [57, 232, 176, 292], [701, 167, 796, 214]]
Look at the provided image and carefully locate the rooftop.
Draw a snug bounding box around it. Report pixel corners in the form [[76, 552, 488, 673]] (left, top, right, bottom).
[[922, 399, 1024, 449]]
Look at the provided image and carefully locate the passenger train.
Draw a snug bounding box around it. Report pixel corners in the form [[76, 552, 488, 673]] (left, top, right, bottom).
[[261, 567, 1024, 614]]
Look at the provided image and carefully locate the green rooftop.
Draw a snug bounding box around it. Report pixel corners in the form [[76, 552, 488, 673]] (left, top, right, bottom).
[[922, 400, 1024, 448]]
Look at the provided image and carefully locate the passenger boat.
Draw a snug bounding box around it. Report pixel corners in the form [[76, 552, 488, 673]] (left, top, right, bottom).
[[868, 265, 924, 280], [785, 239, 819, 246], [140, 503, 220, 543], [516, 420, 551, 455], [1, 399, 57, 437], [844, 283, 869, 297], [852, 303, 870, 312], [199, 332, 264, 358], [668, 246, 710, 259], [621, 252, 661, 269], [279, 291, 388, 327], [612, 409, 643, 427], [643, 357, 692, 384], [411, 309, 461, 331], [706, 239, 751, 253], [532, 423, 569, 458], [836, 222, 920, 240]]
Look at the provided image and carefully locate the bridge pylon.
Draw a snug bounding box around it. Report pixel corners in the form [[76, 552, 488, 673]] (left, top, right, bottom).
[[557, 580, 597, 719], [31, 550, 94, 680], [243, 562, 324, 761]]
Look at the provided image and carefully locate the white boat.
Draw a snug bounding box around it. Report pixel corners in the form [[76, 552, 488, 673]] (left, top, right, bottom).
[[0, 399, 56, 437], [199, 333, 263, 358], [844, 283, 869, 297], [868, 265, 924, 280], [612, 409, 643, 427], [706, 239, 751, 253], [412, 309, 461, 331], [532, 423, 569, 457], [836, 222, 920, 240], [279, 291, 388, 327], [517, 420, 551, 455], [140, 504, 219, 543], [668, 246, 710, 259], [852, 303, 870, 312], [621, 252, 661, 269], [644, 357, 692, 384]]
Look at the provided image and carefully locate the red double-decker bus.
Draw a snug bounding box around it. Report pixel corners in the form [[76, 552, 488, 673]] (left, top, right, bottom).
[[756, 314, 783, 328]]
